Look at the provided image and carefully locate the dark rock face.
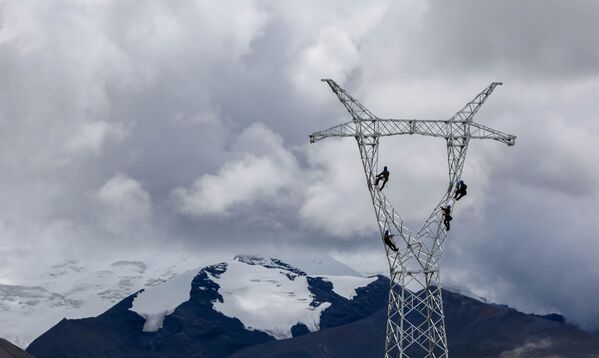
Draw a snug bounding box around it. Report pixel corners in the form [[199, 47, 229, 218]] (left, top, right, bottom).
[[442, 290, 599, 357], [26, 258, 599, 358], [536, 313, 565, 324], [234, 255, 306, 276], [232, 290, 599, 358], [308, 275, 389, 330], [230, 308, 388, 358], [0, 338, 34, 358]]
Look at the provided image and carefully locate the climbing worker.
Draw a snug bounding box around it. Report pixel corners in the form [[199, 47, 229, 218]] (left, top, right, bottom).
[[454, 180, 468, 201], [375, 166, 390, 190], [441, 205, 452, 231], [383, 230, 398, 252]]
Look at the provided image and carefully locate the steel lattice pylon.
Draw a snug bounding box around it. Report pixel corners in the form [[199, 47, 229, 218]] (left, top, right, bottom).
[[309, 79, 516, 357]]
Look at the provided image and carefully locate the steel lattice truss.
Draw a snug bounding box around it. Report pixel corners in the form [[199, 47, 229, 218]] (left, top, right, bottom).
[[309, 79, 515, 357]]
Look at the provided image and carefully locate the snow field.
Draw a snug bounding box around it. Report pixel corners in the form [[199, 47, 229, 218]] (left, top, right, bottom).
[[211, 259, 331, 339]]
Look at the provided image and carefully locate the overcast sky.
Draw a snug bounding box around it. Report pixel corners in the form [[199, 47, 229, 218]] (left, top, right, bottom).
[[1, 0, 599, 332]]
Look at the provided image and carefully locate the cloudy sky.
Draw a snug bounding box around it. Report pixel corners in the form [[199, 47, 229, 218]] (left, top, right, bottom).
[[1, 0, 599, 331]]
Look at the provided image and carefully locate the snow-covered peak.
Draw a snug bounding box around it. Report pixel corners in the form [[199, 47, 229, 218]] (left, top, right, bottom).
[[0, 251, 209, 348], [233, 254, 270, 265], [127, 255, 381, 340], [131, 269, 201, 332], [321, 275, 378, 300], [233, 255, 306, 275], [212, 257, 326, 339], [1, 251, 383, 349]]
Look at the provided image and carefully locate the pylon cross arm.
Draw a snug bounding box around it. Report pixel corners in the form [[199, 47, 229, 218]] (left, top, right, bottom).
[[312, 79, 515, 147], [309, 120, 357, 143], [469, 122, 515, 146], [309, 119, 516, 146]]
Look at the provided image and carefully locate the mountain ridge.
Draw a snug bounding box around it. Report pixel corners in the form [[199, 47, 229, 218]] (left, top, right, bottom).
[[26, 256, 599, 357], [27, 255, 389, 357]]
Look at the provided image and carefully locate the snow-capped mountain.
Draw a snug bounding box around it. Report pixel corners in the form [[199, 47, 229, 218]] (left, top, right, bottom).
[[0, 251, 210, 348], [0, 251, 372, 349], [130, 255, 377, 339], [27, 255, 389, 357], [22, 255, 599, 357]]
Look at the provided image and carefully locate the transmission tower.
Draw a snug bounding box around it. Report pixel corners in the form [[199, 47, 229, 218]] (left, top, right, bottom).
[[309, 79, 515, 357]]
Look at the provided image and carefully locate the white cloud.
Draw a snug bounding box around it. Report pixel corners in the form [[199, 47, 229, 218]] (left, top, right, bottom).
[[290, 1, 388, 94], [66, 121, 127, 155], [173, 123, 299, 216], [94, 174, 152, 235], [499, 338, 553, 358], [300, 140, 375, 237], [172, 121, 413, 240], [293, 27, 359, 88]]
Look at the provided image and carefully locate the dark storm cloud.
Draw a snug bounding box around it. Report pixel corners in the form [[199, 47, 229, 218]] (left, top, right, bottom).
[[0, 0, 598, 332], [425, 1, 599, 77], [364, 0, 599, 81]]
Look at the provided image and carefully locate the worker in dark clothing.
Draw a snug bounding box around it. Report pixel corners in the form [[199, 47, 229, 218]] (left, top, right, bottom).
[[441, 205, 452, 231], [454, 180, 467, 201], [375, 166, 390, 190], [383, 230, 398, 252]]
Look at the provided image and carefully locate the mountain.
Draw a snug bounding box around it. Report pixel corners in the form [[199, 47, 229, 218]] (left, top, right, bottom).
[[27, 255, 387, 358], [27, 256, 599, 358], [0, 251, 359, 349], [230, 292, 599, 358], [0, 338, 34, 358], [0, 252, 209, 348]]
